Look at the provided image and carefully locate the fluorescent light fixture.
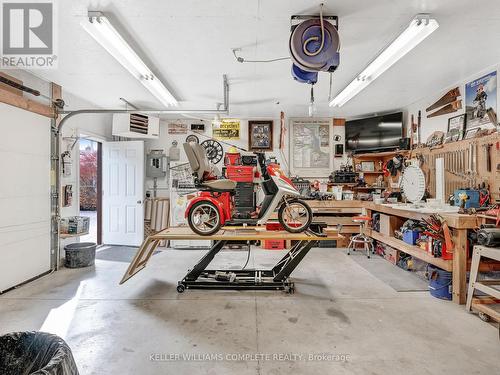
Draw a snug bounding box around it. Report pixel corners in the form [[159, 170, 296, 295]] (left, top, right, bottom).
[[81, 11, 177, 107], [329, 14, 439, 107]]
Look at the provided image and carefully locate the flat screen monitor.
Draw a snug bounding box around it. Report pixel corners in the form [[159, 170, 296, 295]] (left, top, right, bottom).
[[345, 112, 403, 153]]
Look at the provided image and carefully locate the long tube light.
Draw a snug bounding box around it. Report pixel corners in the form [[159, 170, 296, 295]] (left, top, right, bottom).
[[329, 14, 439, 107], [81, 11, 177, 107]]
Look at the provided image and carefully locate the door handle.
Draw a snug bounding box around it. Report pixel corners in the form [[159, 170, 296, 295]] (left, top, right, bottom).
[[137, 200, 142, 204]]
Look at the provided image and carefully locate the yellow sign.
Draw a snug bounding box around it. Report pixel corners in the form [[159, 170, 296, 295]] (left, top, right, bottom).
[[212, 119, 240, 140]]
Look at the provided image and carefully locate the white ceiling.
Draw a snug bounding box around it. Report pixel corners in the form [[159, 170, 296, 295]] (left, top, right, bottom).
[[31, 0, 500, 119]]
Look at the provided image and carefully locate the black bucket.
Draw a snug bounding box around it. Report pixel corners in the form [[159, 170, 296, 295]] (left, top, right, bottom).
[[64, 242, 96, 268]]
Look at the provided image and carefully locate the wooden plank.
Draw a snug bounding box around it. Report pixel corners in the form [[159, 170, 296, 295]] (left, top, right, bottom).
[[306, 200, 364, 209], [60, 232, 89, 239], [306, 199, 479, 229], [472, 296, 500, 305], [367, 229, 453, 271], [312, 208, 363, 214], [0, 72, 22, 96], [353, 150, 409, 159], [313, 216, 360, 226], [150, 226, 342, 241], [0, 86, 55, 118], [471, 302, 500, 322], [452, 229, 467, 304], [366, 202, 479, 229], [333, 118, 345, 126]]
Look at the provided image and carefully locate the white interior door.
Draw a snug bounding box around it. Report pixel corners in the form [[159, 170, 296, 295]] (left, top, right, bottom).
[[102, 141, 144, 246]]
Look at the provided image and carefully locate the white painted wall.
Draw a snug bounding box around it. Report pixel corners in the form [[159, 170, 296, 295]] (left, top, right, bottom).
[[0, 103, 52, 292], [404, 63, 500, 142], [58, 92, 113, 223], [144, 116, 346, 197], [144, 118, 283, 198]]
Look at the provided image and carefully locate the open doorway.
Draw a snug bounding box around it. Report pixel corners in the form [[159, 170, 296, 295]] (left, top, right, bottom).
[[79, 139, 102, 245]]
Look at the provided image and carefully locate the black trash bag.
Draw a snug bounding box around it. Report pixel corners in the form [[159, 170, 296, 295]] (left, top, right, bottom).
[[0, 331, 79, 375]]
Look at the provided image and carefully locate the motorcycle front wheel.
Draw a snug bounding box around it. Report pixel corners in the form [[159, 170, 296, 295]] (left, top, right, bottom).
[[278, 199, 312, 233]]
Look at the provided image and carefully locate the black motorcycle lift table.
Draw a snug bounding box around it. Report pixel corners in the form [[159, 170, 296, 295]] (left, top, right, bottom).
[[120, 224, 341, 293]]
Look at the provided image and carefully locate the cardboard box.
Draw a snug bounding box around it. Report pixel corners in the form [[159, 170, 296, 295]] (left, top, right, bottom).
[[383, 245, 400, 265]]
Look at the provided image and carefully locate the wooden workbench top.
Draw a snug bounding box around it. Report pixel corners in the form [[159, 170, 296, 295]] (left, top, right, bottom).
[[305, 199, 480, 229], [150, 226, 342, 241]]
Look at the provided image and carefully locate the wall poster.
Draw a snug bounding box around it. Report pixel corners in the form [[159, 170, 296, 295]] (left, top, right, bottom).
[[290, 118, 333, 177], [212, 119, 240, 140], [168, 122, 188, 134], [465, 71, 497, 130]]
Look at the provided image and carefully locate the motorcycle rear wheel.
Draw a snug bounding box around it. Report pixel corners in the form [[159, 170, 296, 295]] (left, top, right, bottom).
[[278, 199, 312, 233], [188, 201, 222, 236]]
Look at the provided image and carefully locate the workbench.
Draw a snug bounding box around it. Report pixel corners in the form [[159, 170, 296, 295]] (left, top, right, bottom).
[[304, 200, 483, 304], [120, 225, 342, 293], [365, 202, 480, 304]]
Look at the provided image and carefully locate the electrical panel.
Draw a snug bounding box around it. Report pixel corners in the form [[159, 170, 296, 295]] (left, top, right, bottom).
[[146, 150, 168, 178]]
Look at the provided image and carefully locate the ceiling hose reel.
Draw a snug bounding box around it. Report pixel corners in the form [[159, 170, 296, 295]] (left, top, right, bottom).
[[289, 4, 340, 115], [289, 3, 340, 84]]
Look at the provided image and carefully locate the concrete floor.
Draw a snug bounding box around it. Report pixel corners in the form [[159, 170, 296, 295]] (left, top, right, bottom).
[[0, 247, 499, 375]]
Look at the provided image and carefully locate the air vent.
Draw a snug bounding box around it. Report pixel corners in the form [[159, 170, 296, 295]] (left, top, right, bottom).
[[129, 113, 149, 134], [112, 113, 160, 139]]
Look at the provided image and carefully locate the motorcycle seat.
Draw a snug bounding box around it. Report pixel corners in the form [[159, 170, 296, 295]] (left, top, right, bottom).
[[200, 179, 236, 192]]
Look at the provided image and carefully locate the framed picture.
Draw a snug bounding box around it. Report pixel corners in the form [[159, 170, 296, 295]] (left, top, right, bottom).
[[464, 127, 479, 139], [361, 161, 375, 172], [465, 71, 497, 130], [445, 114, 466, 143], [290, 118, 334, 177], [248, 120, 273, 151]]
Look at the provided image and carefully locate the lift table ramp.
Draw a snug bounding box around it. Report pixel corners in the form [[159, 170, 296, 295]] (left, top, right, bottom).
[[120, 225, 342, 293]]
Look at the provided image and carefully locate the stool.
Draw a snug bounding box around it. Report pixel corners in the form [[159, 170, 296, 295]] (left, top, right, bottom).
[[347, 216, 374, 258]]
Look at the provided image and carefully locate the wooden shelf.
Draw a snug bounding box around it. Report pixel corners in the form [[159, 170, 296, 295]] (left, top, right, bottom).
[[353, 150, 409, 159], [367, 229, 453, 271], [360, 171, 384, 174], [60, 232, 89, 239], [477, 214, 498, 221], [353, 186, 385, 190]]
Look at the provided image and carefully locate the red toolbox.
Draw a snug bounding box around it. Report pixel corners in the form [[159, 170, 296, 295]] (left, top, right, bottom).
[[226, 166, 254, 182], [262, 240, 285, 250], [263, 222, 285, 249], [266, 222, 284, 231]]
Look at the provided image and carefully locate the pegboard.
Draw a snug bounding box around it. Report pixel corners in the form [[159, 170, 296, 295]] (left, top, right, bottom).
[[414, 132, 500, 202]]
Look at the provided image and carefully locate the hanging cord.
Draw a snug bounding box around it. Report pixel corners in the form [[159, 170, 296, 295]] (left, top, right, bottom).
[[303, 3, 325, 57], [232, 48, 290, 63], [242, 245, 251, 269], [328, 72, 333, 102]]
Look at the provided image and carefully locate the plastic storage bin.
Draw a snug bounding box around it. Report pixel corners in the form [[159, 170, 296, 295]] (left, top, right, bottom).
[[403, 230, 419, 245]]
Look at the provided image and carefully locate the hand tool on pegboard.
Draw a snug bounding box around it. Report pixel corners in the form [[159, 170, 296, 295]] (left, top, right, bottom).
[[417, 110, 422, 147], [482, 143, 493, 172]]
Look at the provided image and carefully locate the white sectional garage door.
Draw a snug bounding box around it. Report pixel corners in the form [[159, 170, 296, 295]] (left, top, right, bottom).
[[0, 103, 51, 292]]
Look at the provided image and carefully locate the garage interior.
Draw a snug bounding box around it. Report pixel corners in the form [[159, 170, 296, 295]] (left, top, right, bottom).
[[1, 1, 500, 374]]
